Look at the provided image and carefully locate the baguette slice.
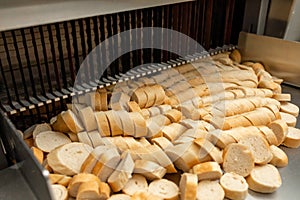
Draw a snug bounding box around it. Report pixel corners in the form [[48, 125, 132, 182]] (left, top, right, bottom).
[[34, 131, 71, 153], [164, 109, 182, 123], [77, 131, 93, 147], [196, 180, 225, 200], [32, 123, 52, 139], [105, 110, 123, 136], [76, 181, 101, 200], [129, 112, 147, 138], [78, 106, 97, 131], [273, 93, 291, 102], [108, 151, 134, 192], [206, 130, 236, 149], [47, 142, 93, 176], [151, 137, 173, 150], [51, 184, 68, 200], [162, 123, 187, 142], [92, 147, 121, 182], [280, 102, 299, 117], [118, 110, 135, 137], [282, 127, 300, 148], [194, 138, 223, 164], [127, 101, 141, 112], [87, 130, 103, 147], [81, 145, 114, 173], [220, 172, 248, 200], [133, 159, 167, 180], [280, 112, 297, 127], [268, 119, 288, 145], [257, 126, 278, 146], [179, 173, 198, 200], [148, 179, 179, 200], [61, 110, 84, 133], [68, 173, 100, 197], [246, 164, 282, 193], [51, 114, 70, 133], [192, 161, 223, 181], [131, 191, 163, 200], [122, 174, 148, 196], [269, 145, 288, 167], [94, 111, 111, 137], [222, 143, 254, 177]]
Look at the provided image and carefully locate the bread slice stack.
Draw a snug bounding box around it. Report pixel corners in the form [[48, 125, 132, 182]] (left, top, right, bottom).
[[22, 49, 300, 199]]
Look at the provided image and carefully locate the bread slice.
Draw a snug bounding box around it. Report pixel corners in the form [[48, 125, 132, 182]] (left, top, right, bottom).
[[67, 173, 100, 197], [77, 131, 93, 147], [51, 184, 68, 200], [193, 138, 223, 164], [282, 127, 300, 148], [108, 151, 134, 192], [164, 109, 182, 123], [117, 110, 135, 137], [179, 173, 198, 200], [85, 91, 101, 111], [152, 84, 166, 106], [131, 87, 148, 108], [162, 123, 187, 142], [94, 112, 111, 137], [61, 109, 84, 133], [47, 142, 93, 176], [105, 110, 123, 136], [196, 180, 225, 200], [165, 142, 203, 172], [92, 147, 121, 182], [87, 130, 102, 147], [146, 144, 177, 173], [81, 145, 114, 173], [268, 119, 288, 145], [222, 143, 254, 177], [280, 112, 297, 127], [108, 194, 131, 200], [30, 146, 44, 164], [269, 145, 288, 167], [148, 179, 179, 200], [246, 164, 282, 193], [220, 172, 248, 200], [129, 112, 147, 138], [76, 181, 101, 200], [144, 85, 156, 108], [98, 88, 108, 111], [131, 191, 163, 200], [273, 93, 291, 102], [122, 174, 148, 196], [151, 137, 173, 150], [192, 161, 223, 181], [51, 114, 70, 133], [127, 101, 141, 112], [133, 159, 167, 180], [78, 106, 97, 132], [280, 102, 299, 117], [257, 126, 278, 145], [206, 130, 236, 149], [237, 130, 273, 165], [34, 131, 71, 153], [32, 123, 52, 139], [110, 91, 130, 111]]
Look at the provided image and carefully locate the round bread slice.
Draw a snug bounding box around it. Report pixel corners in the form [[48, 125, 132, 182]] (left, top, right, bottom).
[[280, 112, 297, 127], [118, 110, 135, 137], [222, 143, 254, 177], [32, 123, 52, 139], [68, 173, 100, 197], [246, 164, 282, 193], [47, 142, 93, 176], [179, 173, 198, 200], [51, 184, 68, 200], [77, 131, 93, 147], [77, 181, 101, 200], [192, 161, 223, 181], [273, 93, 291, 102], [197, 180, 225, 200], [131, 87, 147, 108], [122, 174, 148, 196], [237, 131, 273, 165], [34, 131, 71, 153], [78, 106, 97, 132], [280, 102, 299, 117], [148, 179, 179, 200], [268, 119, 288, 145], [282, 127, 300, 148], [269, 145, 288, 167], [133, 160, 167, 181], [257, 126, 278, 145], [94, 111, 111, 137], [129, 112, 147, 138], [220, 172, 248, 200], [61, 109, 84, 133], [105, 110, 123, 136]]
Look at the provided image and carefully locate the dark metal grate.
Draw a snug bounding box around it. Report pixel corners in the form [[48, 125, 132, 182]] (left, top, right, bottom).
[[0, 0, 245, 129]]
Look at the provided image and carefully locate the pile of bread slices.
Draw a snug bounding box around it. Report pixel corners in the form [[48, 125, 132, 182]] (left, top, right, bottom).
[[23, 49, 300, 200]]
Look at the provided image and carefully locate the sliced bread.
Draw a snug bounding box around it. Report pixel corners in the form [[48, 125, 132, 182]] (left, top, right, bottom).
[[148, 179, 179, 200], [196, 180, 225, 200], [220, 172, 248, 200], [34, 131, 71, 153]]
